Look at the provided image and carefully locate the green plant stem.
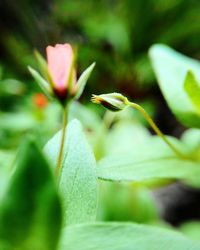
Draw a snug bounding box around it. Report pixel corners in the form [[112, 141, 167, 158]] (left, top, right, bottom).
[[55, 108, 68, 177], [126, 101, 186, 159], [103, 110, 116, 129]]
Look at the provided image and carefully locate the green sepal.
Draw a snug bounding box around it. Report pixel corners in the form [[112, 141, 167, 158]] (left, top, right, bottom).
[[28, 66, 53, 99], [74, 62, 96, 99], [34, 50, 54, 87]]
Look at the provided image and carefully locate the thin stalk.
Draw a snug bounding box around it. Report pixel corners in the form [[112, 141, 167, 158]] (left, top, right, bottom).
[[126, 100, 186, 159], [103, 110, 116, 129], [55, 108, 68, 177]]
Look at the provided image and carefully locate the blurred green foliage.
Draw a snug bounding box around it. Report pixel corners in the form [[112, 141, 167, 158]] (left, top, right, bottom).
[[1, 0, 200, 99], [1, 0, 200, 241], [2, 0, 200, 148]]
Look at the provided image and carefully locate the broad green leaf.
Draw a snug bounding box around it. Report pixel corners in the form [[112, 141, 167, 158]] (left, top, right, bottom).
[[44, 119, 97, 225], [0, 79, 25, 96], [180, 221, 200, 241], [180, 130, 200, 187], [105, 121, 150, 156], [0, 138, 62, 250], [181, 129, 200, 156], [0, 112, 36, 131], [75, 62, 96, 99], [68, 101, 101, 132], [60, 222, 200, 250], [98, 156, 200, 182], [0, 167, 9, 203], [97, 136, 200, 182], [184, 71, 200, 113], [149, 44, 200, 128], [68, 102, 105, 159], [97, 182, 158, 223], [0, 150, 15, 169]]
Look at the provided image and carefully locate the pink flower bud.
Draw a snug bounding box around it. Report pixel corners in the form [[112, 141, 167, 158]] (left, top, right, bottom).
[[46, 44, 74, 98], [29, 43, 95, 106]]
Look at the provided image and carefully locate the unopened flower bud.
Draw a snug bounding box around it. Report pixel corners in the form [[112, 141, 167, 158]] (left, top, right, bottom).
[[46, 44, 74, 103], [91, 93, 128, 111], [29, 43, 95, 106]]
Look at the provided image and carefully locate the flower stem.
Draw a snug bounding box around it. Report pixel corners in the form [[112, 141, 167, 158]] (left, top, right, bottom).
[[126, 100, 186, 159], [55, 107, 68, 177]]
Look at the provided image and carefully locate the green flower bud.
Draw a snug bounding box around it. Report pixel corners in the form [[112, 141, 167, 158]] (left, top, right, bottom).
[[91, 93, 128, 111]]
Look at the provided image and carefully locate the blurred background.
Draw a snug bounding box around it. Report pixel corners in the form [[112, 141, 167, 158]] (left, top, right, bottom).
[[1, 0, 200, 240], [1, 0, 200, 133]]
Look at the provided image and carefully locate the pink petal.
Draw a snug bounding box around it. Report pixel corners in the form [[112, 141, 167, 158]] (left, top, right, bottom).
[[46, 44, 73, 89]]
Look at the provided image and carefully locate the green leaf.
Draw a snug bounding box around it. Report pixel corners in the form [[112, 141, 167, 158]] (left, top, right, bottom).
[[68, 102, 106, 159], [180, 129, 200, 187], [0, 79, 25, 96], [60, 222, 200, 250], [0, 112, 36, 131], [181, 129, 200, 155], [97, 136, 200, 182], [44, 119, 98, 225], [98, 156, 200, 182], [0, 138, 62, 250], [105, 121, 150, 156], [28, 66, 52, 99], [149, 44, 200, 128], [0, 149, 15, 169], [68, 101, 101, 132], [184, 70, 200, 113], [179, 221, 200, 241], [0, 166, 9, 203], [75, 62, 96, 99], [97, 182, 159, 223]]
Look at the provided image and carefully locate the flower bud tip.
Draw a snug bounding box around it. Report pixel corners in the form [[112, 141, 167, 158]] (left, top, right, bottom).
[[91, 93, 128, 111]]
